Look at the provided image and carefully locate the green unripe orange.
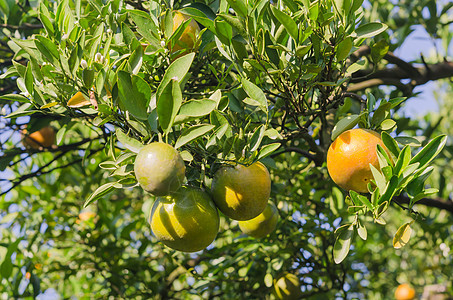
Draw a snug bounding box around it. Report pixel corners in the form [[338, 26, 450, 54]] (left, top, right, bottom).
[[238, 201, 279, 238], [134, 142, 185, 196], [149, 186, 219, 252], [211, 162, 271, 221]]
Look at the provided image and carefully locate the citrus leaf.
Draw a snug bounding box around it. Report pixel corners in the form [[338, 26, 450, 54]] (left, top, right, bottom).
[[381, 131, 400, 161], [355, 22, 388, 39], [380, 119, 396, 131], [394, 136, 422, 147], [409, 135, 447, 170], [84, 181, 121, 208], [369, 164, 386, 196], [333, 224, 354, 264], [175, 124, 215, 149], [394, 145, 411, 177], [226, 0, 248, 18], [393, 221, 413, 249], [178, 99, 217, 117], [331, 114, 360, 141], [116, 129, 144, 153], [0, 94, 29, 102], [117, 71, 149, 120], [270, 6, 298, 42], [156, 52, 195, 100], [336, 37, 353, 61], [357, 221, 367, 240], [206, 123, 230, 149], [158, 79, 182, 134], [257, 143, 281, 160], [241, 78, 268, 112]]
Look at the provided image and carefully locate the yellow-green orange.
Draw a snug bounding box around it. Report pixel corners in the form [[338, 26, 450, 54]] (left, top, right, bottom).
[[134, 142, 185, 196], [22, 126, 56, 149], [394, 283, 416, 300], [169, 11, 200, 57], [149, 186, 219, 252], [238, 201, 279, 238], [327, 128, 388, 193], [211, 162, 271, 221], [273, 273, 302, 300]]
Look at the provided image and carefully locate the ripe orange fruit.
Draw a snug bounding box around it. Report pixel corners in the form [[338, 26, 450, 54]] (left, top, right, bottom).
[[395, 283, 416, 300], [76, 211, 96, 224], [169, 11, 200, 57], [327, 128, 389, 193], [238, 201, 279, 238], [211, 162, 271, 221], [273, 273, 302, 300], [22, 126, 56, 149], [134, 142, 185, 196], [149, 186, 219, 252]]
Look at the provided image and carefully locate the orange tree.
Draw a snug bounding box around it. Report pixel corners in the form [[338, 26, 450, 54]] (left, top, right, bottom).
[[0, 0, 452, 298]]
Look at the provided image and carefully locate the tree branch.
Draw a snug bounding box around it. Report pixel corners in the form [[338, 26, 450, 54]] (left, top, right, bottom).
[[347, 45, 453, 92], [394, 195, 453, 214]]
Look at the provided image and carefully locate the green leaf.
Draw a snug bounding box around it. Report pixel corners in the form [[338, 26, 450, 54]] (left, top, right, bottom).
[[333, 0, 351, 16], [128, 10, 160, 48], [350, 190, 374, 212], [206, 123, 230, 149], [393, 222, 413, 249], [394, 146, 411, 177], [116, 129, 144, 153], [117, 71, 149, 120], [156, 53, 195, 100], [409, 135, 447, 170], [226, 0, 248, 17], [394, 136, 422, 147], [128, 44, 143, 75], [355, 22, 388, 39], [371, 102, 391, 126], [1, 239, 22, 279], [357, 221, 367, 241], [84, 181, 121, 208], [406, 166, 434, 198], [35, 35, 59, 59], [376, 144, 393, 167], [331, 114, 361, 141], [158, 79, 182, 134], [270, 6, 298, 42], [0, 94, 29, 103], [370, 164, 386, 194], [241, 78, 268, 112], [333, 224, 354, 264], [402, 162, 420, 179], [381, 131, 400, 161], [264, 273, 273, 288], [257, 143, 281, 160], [379, 176, 398, 204], [380, 119, 396, 131], [218, 13, 247, 37], [249, 125, 266, 152], [178, 99, 217, 117], [175, 124, 215, 149], [371, 40, 389, 63], [336, 37, 353, 61]]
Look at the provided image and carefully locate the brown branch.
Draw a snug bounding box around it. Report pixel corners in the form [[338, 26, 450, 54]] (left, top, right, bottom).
[[0, 148, 102, 196], [347, 46, 453, 92], [271, 146, 317, 162], [394, 195, 453, 214]]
